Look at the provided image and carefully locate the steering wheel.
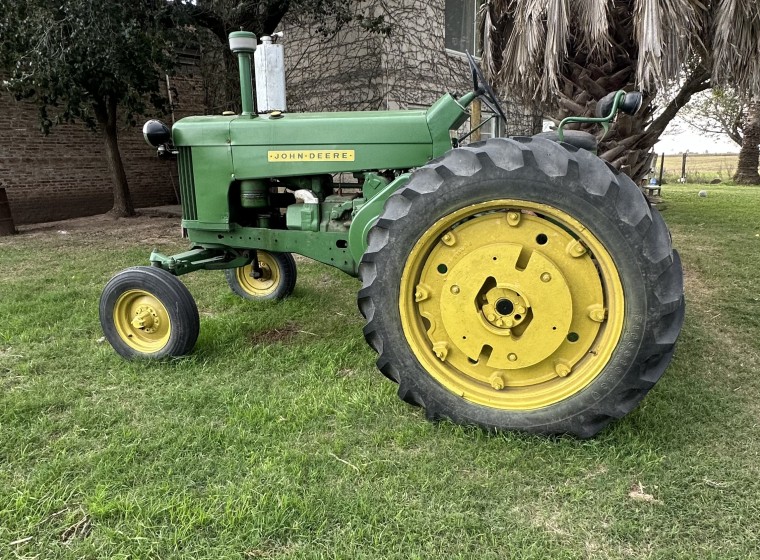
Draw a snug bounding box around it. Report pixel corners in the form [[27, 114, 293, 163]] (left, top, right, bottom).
[[466, 51, 507, 123]]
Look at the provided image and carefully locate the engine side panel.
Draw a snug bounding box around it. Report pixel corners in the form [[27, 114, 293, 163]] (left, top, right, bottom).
[[228, 110, 434, 179]]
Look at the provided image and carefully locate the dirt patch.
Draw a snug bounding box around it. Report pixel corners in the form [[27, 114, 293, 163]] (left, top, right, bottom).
[[3, 212, 181, 249], [248, 322, 312, 345], [628, 482, 663, 505]]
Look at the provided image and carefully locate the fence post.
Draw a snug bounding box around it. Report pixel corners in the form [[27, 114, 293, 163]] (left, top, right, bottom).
[[681, 153, 688, 183], [659, 153, 665, 185]]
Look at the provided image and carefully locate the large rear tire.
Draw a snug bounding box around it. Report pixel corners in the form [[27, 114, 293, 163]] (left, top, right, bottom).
[[358, 137, 684, 437]]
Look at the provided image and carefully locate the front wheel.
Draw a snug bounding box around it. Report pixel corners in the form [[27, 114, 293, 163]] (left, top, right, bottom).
[[358, 138, 685, 437], [225, 251, 297, 301], [100, 266, 199, 359]]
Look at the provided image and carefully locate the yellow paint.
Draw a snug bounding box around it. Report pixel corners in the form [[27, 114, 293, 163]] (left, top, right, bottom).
[[267, 149, 355, 162], [113, 289, 171, 353], [399, 200, 624, 410], [234, 251, 280, 297]]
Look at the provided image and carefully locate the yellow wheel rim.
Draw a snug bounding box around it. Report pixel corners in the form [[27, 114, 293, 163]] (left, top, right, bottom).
[[113, 289, 172, 353], [399, 199, 625, 410], [234, 252, 280, 297]]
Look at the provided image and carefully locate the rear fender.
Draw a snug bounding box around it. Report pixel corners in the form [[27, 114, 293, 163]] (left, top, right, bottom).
[[348, 173, 411, 263]]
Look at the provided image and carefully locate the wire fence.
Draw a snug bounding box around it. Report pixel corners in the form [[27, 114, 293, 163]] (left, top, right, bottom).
[[647, 152, 739, 185]]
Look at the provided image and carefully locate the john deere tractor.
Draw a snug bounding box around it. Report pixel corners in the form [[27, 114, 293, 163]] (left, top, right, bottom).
[[100, 31, 684, 437]]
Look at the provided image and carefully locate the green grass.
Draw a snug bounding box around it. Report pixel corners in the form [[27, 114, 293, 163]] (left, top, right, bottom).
[[2, 188, 760, 559]]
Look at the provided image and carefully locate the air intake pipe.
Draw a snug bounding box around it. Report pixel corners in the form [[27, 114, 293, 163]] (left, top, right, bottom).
[[228, 31, 257, 117]]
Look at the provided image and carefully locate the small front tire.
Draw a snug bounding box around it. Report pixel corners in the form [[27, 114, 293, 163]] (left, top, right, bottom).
[[100, 266, 199, 359], [225, 251, 297, 301]]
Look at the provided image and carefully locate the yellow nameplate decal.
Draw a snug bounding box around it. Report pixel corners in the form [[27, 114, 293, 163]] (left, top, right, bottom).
[[268, 150, 355, 162]]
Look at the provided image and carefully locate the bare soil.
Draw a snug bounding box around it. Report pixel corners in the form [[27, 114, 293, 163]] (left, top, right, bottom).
[[5, 211, 182, 249]]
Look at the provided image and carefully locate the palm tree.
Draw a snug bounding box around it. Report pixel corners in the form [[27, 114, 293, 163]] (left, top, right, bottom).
[[483, 0, 760, 183], [734, 101, 760, 184]]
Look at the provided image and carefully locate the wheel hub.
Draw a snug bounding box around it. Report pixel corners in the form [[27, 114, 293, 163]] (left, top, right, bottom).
[[131, 305, 160, 332], [481, 287, 528, 330], [438, 243, 573, 371], [250, 262, 272, 282], [236, 255, 279, 296], [113, 289, 172, 352], [400, 200, 624, 410]]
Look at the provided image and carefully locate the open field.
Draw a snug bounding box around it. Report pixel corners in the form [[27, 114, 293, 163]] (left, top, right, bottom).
[[2, 186, 760, 559], [658, 153, 739, 184]]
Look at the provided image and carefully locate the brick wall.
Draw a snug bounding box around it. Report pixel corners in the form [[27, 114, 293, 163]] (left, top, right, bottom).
[[0, 71, 205, 225]]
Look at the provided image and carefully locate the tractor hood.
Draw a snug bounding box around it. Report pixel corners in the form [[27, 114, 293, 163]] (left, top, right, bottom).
[[171, 94, 469, 178]]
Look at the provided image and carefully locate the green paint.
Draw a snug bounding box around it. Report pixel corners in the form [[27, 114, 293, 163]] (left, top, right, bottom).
[[286, 203, 319, 232], [229, 31, 256, 116], [155, 58, 476, 278], [187, 228, 356, 275], [557, 90, 626, 141], [348, 174, 410, 263], [149, 247, 250, 275]]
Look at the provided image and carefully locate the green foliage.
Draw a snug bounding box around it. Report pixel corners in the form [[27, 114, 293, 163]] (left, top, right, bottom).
[[0, 0, 177, 132], [680, 89, 747, 146], [177, 0, 391, 42]]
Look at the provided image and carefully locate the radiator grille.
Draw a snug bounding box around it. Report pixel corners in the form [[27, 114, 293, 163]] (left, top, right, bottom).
[[177, 147, 197, 220]]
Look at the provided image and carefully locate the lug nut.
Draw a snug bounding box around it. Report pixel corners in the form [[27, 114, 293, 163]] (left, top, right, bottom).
[[589, 308, 606, 322], [433, 342, 449, 362], [490, 372, 506, 390], [442, 232, 456, 246], [415, 284, 430, 302], [567, 240, 587, 257]]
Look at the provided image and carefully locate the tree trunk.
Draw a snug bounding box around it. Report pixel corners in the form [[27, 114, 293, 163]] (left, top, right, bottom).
[[95, 97, 135, 217], [734, 102, 760, 185]]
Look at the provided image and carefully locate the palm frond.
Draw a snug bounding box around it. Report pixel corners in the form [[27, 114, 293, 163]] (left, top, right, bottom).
[[634, 0, 706, 89], [499, 0, 549, 98], [713, 0, 760, 95], [572, 0, 611, 61], [542, 0, 569, 96], [484, 0, 759, 102]]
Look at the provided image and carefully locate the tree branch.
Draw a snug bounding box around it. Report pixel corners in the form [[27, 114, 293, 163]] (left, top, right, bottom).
[[639, 66, 711, 147]]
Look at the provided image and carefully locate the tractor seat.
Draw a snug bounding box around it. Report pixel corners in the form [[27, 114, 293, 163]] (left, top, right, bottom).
[[534, 130, 598, 153]]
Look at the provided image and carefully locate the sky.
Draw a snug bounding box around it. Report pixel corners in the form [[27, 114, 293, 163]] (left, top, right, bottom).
[[653, 117, 740, 155], [543, 116, 741, 155]]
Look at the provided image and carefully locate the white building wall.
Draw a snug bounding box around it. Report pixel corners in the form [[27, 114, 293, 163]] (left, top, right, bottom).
[[280, 0, 540, 136]]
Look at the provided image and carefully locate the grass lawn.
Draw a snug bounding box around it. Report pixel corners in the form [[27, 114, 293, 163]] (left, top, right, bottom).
[[1, 185, 760, 559]]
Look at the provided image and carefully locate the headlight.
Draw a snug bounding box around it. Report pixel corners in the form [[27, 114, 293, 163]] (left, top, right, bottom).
[[142, 120, 171, 147]]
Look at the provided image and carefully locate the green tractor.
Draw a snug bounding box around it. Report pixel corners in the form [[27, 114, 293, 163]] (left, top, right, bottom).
[[100, 31, 684, 437]]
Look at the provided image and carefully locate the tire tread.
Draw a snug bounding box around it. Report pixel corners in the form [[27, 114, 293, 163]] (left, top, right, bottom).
[[358, 138, 685, 437]]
